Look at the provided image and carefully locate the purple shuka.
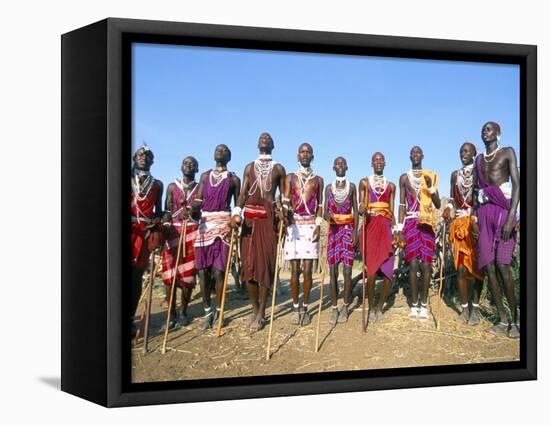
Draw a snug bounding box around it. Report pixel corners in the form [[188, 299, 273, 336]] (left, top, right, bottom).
[[194, 170, 233, 272], [475, 156, 517, 270]]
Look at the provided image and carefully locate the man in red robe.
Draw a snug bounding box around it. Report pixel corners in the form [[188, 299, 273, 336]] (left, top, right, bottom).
[[131, 146, 164, 332]]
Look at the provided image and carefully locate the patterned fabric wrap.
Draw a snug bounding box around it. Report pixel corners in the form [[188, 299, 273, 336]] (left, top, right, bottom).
[[327, 187, 355, 267], [284, 214, 319, 260], [195, 170, 232, 258], [475, 155, 517, 270], [161, 222, 199, 287], [403, 188, 435, 263], [284, 179, 319, 260], [131, 181, 161, 269], [161, 182, 199, 287]]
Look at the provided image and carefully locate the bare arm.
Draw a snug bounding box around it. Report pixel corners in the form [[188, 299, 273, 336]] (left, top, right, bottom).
[[398, 174, 407, 225], [430, 173, 441, 209], [358, 178, 367, 215], [388, 182, 396, 226], [231, 174, 241, 207], [190, 172, 208, 211], [503, 148, 520, 241], [155, 180, 164, 217], [316, 176, 324, 219], [276, 163, 287, 199], [323, 184, 330, 222], [235, 163, 253, 209]]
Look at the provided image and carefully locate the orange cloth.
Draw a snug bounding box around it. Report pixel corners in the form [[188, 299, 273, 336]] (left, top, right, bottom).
[[449, 215, 482, 280], [418, 170, 438, 232], [332, 213, 355, 225], [367, 201, 393, 222]]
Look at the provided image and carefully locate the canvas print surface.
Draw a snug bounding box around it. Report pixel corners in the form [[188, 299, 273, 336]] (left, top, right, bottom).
[[129, 43, 521, 383]]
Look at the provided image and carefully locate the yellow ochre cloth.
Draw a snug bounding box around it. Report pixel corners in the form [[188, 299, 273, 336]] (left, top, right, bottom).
[[449, 215, 482, 280], [418, 169, 438, 232]]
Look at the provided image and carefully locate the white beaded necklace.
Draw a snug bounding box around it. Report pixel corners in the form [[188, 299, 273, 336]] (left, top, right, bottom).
[[407, 169, 423, 199], [249, 155, 276, 197], [209, 169, 229, 187], [370, 174, 388, 202], [132, 172, 154, 201], [483, 145, 501, 163], [457, 163, 474, 207], [294, 165, 316, 213], [332, 178, 350, 205]]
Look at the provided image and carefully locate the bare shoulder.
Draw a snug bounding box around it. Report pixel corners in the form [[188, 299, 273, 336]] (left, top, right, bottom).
[[155, 179, 165, 190], [349, 182, 357, 192], [399, 173, 407, 184], [274, 162, 286, 175], [389, 181, 397, 191], [503, 146, 517, 158]]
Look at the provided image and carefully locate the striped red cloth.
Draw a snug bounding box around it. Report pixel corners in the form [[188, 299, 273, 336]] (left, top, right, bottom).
[[161, 222, 199, 287]]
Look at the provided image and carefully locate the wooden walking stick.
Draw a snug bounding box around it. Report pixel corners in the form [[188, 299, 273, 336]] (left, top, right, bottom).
[[161, 219, 187, 354], [436, 221, 446, 331], [216, 228, 236, 337], [314, 236, 329, 352], [142, 249, 160, 353], [361, 215, 367, 334], [266, 219, 285, 361]]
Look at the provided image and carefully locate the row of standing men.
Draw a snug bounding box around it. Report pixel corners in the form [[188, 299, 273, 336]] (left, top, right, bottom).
[[130, 121, 520, 340]]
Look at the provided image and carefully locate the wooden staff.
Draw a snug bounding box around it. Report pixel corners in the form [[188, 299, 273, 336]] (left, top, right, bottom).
[[142, 249, 160, 353], [161, 219, 187, 354], [361, 215, 367, 334], [266, 219, 285, 361], [436, 221, 446, 330], [216, 228, 236, 337], [314, 236, 329, 352]]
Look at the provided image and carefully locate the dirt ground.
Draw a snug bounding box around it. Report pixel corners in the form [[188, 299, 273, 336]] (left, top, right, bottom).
[[131, 269, 519, 383]]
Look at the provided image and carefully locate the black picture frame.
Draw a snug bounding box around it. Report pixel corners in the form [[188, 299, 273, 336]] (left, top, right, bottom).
[[61, 17, 537, 407]]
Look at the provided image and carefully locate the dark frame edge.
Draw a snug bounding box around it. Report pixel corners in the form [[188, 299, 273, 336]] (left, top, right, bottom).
[[61, 19, 109, 406]]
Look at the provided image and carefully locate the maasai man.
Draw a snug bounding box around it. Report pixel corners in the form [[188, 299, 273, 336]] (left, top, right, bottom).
[[442, 142, 484, 325], [358, 152, 396, 323], [397, 146, 441, 320], [231, 132, 286, 331], [160, 156, 200, 329], [282, 143, 324, 326], [474, 122, 520, 338], [324, 157, 357, 325], [131, 145, 164, 329], [194, 144, 241, 329]]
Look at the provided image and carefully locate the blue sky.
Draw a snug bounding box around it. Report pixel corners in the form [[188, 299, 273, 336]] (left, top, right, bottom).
[[132, 43, 519, 199]]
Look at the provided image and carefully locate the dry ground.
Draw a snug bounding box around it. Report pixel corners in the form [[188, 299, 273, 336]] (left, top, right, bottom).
[[131, 268, 519, 383]]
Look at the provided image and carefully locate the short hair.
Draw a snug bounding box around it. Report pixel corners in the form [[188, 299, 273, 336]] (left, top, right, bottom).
[[298, 142, 313, 154], [371, 152, 385, 162], [461, 141, 477, 156], [410, 146, 423, 155], [182, 156, 199, 169], [216, 144, 232, 161], [333, 156, 347, 165], [484, 121, 501, 136]]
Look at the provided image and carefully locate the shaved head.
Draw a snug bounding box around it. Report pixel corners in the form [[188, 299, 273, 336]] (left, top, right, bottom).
[[371, 152, 385, 162]]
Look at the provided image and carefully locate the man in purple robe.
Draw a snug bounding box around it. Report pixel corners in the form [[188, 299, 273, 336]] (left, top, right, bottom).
[[193, 145, 241, 329], [474, 122, 520, 338]]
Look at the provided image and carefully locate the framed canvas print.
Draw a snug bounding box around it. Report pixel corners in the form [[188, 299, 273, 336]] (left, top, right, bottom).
[[61, 18, 537, 407]]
